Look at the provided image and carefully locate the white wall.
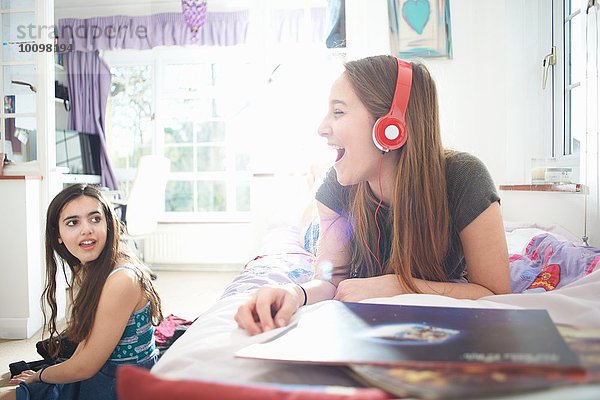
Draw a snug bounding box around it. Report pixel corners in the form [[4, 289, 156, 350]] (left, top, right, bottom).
[[0, 179, 43, 338]]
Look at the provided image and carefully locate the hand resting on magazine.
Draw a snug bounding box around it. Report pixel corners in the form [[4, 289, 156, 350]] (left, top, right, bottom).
[[234, 284, 302, 335], [235, 279, 337, 335]]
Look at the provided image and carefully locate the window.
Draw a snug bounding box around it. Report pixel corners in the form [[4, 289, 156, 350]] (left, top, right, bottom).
[[160, 60, 252, 215], [107, 64, 154, 194], [553, 0, 585, 158], [104, 3, 344, 222], [105, 48, 254, 221]]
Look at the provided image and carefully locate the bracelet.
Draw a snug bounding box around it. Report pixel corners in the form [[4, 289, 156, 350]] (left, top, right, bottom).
[[38, 366, 48, 384], [297, 284, 307, 306]]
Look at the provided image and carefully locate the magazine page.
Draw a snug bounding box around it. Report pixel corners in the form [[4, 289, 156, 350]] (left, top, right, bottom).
[[236, 301, 580, 369]]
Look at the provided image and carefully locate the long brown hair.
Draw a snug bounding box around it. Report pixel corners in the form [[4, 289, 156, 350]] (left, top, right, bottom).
[[43, 184, 163, 358], [344, 55, 451, 292]]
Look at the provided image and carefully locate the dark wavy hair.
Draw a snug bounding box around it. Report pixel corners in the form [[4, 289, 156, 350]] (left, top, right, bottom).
[[43, 184, 163, 358]]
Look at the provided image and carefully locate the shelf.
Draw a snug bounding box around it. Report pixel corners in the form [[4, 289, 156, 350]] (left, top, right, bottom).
[[499, 183, 585, 193], [0, 112, 37, 118], [0, 175, 42, 180]]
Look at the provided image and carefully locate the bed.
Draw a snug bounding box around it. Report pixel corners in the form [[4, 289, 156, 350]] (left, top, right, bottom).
[[117, 221, 600, 400]]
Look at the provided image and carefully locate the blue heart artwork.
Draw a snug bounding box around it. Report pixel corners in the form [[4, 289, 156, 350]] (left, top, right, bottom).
[[402, 0, 431, 35]]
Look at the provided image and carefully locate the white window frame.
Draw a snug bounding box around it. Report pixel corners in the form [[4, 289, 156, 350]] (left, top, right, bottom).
[[104, 46, 257, 223], [552, 0, 585, 159]]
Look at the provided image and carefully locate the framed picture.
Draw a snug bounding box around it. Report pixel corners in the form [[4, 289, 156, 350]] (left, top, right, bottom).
[[388, 0, 453, 58], [3, 95, 15, 113]]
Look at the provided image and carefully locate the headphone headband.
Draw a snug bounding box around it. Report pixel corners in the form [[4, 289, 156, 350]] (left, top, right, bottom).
[[390, 59, 412, 122], [372, 57, 413, 152]]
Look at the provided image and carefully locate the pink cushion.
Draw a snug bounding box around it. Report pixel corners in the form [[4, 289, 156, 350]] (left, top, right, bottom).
[[117, 365, 390, 400]]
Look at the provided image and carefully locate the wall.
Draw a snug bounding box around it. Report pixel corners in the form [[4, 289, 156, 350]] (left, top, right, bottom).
[[0, 178, 43, 338], [434, 0, 551, 185], [432, 1, 594, 242], [499, 190, 587, 242]]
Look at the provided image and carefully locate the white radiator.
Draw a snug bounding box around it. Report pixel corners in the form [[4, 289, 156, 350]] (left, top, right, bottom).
[[142, 224, 253, 266], [143, 231, 179, 264]]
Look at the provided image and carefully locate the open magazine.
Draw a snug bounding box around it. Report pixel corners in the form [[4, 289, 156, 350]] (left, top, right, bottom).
[[236, 302, 581, 370]]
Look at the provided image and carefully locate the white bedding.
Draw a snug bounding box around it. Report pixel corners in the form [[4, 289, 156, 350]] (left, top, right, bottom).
[[152, 224, 600, 390]]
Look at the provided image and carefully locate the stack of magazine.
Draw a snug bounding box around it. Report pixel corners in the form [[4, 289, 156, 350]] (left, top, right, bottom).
[[236, 302, 599, 399]]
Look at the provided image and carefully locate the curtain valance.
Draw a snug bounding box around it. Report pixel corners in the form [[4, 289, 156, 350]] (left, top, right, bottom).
[[58, 10, 249, 51]]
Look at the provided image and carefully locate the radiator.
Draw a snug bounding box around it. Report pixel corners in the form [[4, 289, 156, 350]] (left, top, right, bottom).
[[141, 224, 253, 266], [143, 231, 178, 264]]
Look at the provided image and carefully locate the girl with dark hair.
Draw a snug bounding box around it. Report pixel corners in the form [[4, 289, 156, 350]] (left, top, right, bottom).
[[2, 184, 163, 400], [235, 55, 511, 335]]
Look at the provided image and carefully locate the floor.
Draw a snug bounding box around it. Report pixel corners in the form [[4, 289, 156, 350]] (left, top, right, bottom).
[[0, 270, 239, 387]]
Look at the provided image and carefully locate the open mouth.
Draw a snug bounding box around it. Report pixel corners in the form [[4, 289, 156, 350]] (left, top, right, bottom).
[[335, 147, 345, 162], [79, 239, 96, 248]]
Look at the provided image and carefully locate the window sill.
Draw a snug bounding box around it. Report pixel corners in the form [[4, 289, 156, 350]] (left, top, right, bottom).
[[499, 183, 585, 193], [0, 175, 43, 180]]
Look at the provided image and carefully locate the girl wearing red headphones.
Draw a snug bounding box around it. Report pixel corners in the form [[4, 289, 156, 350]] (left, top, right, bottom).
[[235, 55, 510, 335]]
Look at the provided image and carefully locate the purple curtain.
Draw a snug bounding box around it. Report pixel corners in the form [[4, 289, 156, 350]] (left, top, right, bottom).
[[57, 11, 249, 190], [65, 51, 116, 189], [58, 11, 249, 51]]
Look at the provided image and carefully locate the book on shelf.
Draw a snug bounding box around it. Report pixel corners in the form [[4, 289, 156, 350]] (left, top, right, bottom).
[[236, 301, 591, 399]]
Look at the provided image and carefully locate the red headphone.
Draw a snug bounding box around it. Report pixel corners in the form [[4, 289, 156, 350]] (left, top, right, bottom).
[[372, 58, 413, 152]]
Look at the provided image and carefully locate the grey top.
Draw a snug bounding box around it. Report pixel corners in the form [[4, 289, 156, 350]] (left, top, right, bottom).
[[315, 151, 500, 280]]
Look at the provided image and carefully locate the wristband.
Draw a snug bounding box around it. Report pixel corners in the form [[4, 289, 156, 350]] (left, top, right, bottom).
[[38, 366, 48, 384], [297, 284, 307, 306]]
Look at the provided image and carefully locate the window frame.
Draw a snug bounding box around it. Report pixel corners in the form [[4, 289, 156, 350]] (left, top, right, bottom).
[[552, 0, 584, 160], [104, 46, 256, 223], [105, 59, 156, 196]]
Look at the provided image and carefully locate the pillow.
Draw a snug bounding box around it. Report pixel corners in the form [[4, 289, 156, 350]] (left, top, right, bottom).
[[116, 365, 390, 400]]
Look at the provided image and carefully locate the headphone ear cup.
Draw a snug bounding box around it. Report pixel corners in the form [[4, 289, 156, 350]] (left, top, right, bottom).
[[372, 116, 407, 152]]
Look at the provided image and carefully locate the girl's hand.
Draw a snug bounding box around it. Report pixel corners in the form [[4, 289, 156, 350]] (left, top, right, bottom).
[[8, 369, 39, 385], [334, 275, 406, 302], [235, 284, 303, 336]]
